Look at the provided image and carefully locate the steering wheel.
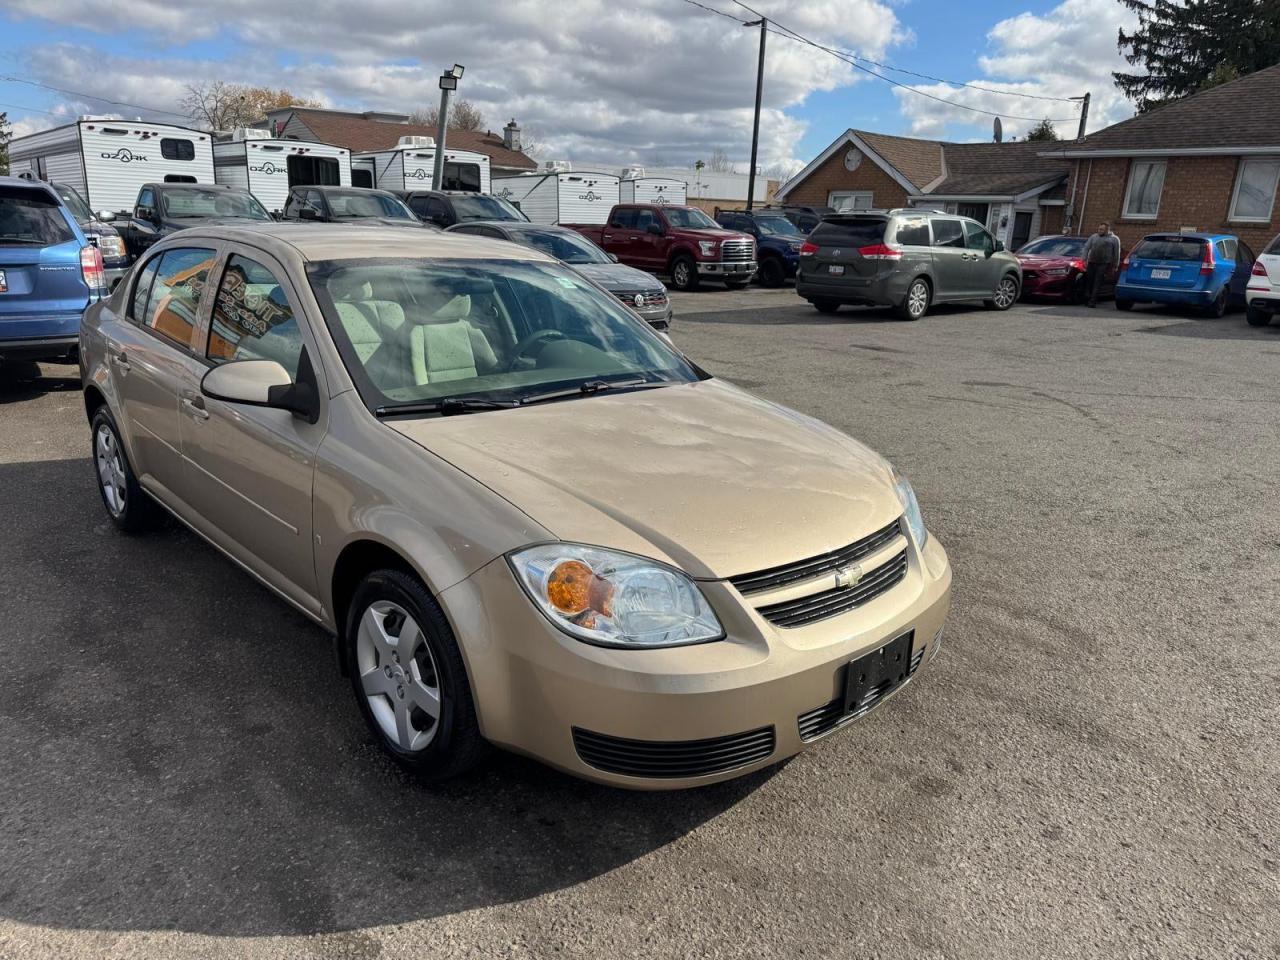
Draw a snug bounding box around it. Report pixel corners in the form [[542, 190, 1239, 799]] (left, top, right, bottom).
[[507, 329, 566, 370]]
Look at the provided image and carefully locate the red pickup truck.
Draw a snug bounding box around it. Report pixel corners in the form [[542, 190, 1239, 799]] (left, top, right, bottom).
[[566, 204, 757, 291]]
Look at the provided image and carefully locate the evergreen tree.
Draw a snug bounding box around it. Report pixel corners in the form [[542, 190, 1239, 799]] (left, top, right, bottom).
[[1115, 0, 1280, 111], [1025, 118, 1060, 142]]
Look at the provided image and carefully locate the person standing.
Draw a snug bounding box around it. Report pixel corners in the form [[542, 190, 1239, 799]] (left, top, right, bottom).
[[1082, 222, 1121, 307]]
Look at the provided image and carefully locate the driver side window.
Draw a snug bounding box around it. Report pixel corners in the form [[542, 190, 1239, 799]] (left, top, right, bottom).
[[965, 221, 994, 255], [207, 254, 303, 379]]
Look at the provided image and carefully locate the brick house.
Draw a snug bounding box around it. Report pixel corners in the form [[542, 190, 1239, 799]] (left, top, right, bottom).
[[775, 129, 1071, 250], [1037, 64, 1280, 253]]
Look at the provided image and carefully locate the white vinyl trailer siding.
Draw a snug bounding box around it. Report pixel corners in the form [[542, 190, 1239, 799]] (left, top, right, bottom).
[[354, 147, 491, 193], [7, 120, 213, 214], [492, 172, 620, 224], [213, 139, 352, 213], [619, 177, 687, 205]]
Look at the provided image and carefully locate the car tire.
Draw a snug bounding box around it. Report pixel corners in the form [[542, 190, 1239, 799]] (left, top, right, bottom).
[[1203, 287, 1228, 318], [1115, 298, 1134, 311], [758, 257, 786, 288], [896, 278, 931, 320], [983, 274, 1019, 311], [345, 568, 488, 782], [91, 406, 164, 534], [669, 255, 700, 292], [811, 298, 841, 315], [1246, 303, 1272, 327]]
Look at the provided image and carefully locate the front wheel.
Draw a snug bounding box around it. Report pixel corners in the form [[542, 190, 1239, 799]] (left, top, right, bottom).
[[896, 278, 931, 320], [758, 257, 786, 288], [346, 569, 488, 782], [669, 255, 700, 292], [984, 274, 1019, 311], [91, 407, 164, 533], [1246, 303, 1272, 327]]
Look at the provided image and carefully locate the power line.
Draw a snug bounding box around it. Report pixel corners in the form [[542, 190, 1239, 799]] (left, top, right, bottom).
[[0, 100, 59, 117], [0, 75, 193, 121]]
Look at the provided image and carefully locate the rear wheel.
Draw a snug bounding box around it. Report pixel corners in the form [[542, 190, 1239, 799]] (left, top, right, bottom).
[[669, 255, 699, 292], [1203, 286, 1228, 318], [758, 257, 786, 288], [896, 278, 931, 320], [1115, 298, 1134, 311], [91, 407, 164, 534], [984, 274, 1019, 311], [1246, 303, 1273, 327], [811, 298, 841, 315]]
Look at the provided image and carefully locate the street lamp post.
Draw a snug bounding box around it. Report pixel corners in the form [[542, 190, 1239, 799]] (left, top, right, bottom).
[[432, 64, 465, 190]]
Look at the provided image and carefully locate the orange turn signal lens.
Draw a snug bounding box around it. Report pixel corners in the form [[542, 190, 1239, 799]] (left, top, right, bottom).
[[546, 559, 614, 617]]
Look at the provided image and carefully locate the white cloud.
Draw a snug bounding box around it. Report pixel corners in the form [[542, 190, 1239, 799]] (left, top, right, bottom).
[[891, 0, 1139, 141], [5, 0, 907, 167]]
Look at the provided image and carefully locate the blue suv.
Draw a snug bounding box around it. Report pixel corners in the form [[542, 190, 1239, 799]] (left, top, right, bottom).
[[715, 209, 806, 287], [0, 176, 105, 364], [1115, 232, 1256, 317]]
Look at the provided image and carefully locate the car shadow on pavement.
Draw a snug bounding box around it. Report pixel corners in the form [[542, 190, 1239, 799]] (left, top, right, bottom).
[[0, 360, 81, 405], [0, 456, 775, 937]]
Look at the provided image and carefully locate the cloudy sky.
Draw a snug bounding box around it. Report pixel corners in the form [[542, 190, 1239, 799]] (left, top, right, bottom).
[[1, 0, 1139, 171]]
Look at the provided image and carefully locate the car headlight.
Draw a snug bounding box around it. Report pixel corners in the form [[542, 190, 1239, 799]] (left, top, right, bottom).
[[698, 240, 718, 257], [892, 469, 928, 549], [508, 543, 724, 648]]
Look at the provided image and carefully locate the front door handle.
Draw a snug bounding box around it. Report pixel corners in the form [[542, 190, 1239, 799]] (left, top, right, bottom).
[[180, 392, 209, 421], [112, 350, 130, 371], [602, 234, 614, 241]]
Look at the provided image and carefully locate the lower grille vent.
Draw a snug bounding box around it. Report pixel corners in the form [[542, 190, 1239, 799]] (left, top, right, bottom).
[[573, 725, 776, 778], [798, 646, 925, 741]]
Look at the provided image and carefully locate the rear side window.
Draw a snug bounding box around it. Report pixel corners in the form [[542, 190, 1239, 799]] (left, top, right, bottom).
[[0, 186, 75, 246], [160, 138, 195, 161], [1265, 235, 1280, 255], [810, 218, 885, 246], [610, 208, 637, 229], [896, 219, 930, 246], [129, 256, 163, 322], [1217, 238, 1238, 261], [1131, 237, 1206, 261], [208, 254, 303, 378], [930, 219, 965, 248], [142, 247, 217, 350]]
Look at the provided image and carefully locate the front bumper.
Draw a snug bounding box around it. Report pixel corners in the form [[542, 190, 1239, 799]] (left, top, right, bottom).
[[698, 260, 757, 277], [441, 532, 952, 789], [104, 263, 130, 290], [1020, 272, 1078, 299]]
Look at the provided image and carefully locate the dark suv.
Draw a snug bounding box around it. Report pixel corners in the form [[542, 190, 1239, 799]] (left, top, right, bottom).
[[796, 210, 1022, 320], [715, 209, 806, 287], [281, 186, 425, 227], [396, 190, 528, 228]]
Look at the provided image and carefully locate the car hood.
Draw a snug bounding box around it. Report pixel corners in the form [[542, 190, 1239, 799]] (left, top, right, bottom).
[[572, 261, 666, 291], [160, 216, 271, 230], [340, 217, 429, 228], [681, 228, 752, 242], [387, 379, 902, 580]]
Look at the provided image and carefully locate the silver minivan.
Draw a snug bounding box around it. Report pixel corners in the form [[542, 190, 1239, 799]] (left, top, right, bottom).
[[796, 210, 1022, 320]]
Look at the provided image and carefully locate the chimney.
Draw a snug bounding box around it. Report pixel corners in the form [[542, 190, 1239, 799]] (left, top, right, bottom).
[[504, 118, 522, 152]]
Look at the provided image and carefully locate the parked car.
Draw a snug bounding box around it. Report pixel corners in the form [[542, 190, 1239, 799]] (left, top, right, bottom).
[[447, 220, 672, 331], [116, 183, 273, 260], [761, 204, 836, 234], [397, 189, 528, 228], [1115, 233, 1255, 317], [49, 181, 130, 289], [80, 222, 950, 789], [1015, 234, 1119, 304], [714, 209, 806, 287], [0, 175, 104, 364], [796, 210, 1021, 320], [280, 185, 425, 227], [566, 203, 756, 291], [1245, 233, 1280, 326]]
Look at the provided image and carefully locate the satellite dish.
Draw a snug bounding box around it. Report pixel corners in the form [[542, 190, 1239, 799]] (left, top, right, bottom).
[[993, 117, 1004, 143]]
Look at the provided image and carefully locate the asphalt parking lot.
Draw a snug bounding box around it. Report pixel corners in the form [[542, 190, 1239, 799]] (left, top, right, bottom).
[[1, 288, 1277, 960]]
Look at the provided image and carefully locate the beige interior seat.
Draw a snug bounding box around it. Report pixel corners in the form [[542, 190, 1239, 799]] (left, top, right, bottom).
[[329, 275, 407, 388], [408, 295, 480, 385]]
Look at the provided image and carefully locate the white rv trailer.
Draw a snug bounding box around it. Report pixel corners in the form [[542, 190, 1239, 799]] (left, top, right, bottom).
[[354, 137, 491, 193], [6, 118, 214, 214], [492, 171, 621, 224], [619, 176, 688, 205], [213, 131, 352, 213]]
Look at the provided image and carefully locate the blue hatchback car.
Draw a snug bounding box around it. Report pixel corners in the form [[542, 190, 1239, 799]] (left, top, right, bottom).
[[0, 176, 105, 364], [1115, 232, 1256, 317]]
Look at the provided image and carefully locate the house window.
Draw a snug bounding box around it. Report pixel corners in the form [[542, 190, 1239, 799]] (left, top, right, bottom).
[[1122, 160, 1166, 218], [1229, 157, 1280, 222], [828, 191, 873, 212]]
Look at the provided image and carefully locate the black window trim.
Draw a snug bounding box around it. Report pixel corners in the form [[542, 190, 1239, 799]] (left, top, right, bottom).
[[160, 137, 196, 162]]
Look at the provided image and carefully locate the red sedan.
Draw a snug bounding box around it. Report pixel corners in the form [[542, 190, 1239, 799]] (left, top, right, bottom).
[[1016, 235, 1120, 303]]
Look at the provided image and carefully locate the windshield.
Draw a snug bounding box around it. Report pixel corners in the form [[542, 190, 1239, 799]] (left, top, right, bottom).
[[754, 216, 802, 237], [326, 191, 415, 220], [309, 258, 698, 410], [52, 183, 92, 222], [161, 188, 270, 220], [452, 194, 528, 222], [515, 228, 611, 264], [664, 207, 718, 229], [1018, 236, 1085, 257]]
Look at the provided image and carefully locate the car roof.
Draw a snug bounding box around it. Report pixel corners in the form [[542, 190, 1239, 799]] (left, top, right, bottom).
[[306, 185, 399, 197], [152, 222, 558, 264], [145, 182, 232, 190], [0, 175, 60, 200]]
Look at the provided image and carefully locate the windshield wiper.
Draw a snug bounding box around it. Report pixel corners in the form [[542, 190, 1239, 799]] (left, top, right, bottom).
[[374, 397, 520, 418], [517, 377, 672, 407]]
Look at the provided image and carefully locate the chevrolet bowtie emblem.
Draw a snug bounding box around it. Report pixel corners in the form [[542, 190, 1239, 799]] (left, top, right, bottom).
[[834, 563, 864, 589]]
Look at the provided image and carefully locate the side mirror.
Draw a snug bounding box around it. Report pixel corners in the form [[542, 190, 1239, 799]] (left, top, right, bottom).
[[201, 358, 319, 423], [993, 240, 1005, 253], [298, 207, 320, 221], [97, 210, 116, 222], [135, 206, 155, 224], [608, 253, 619, 263], [646, 222, 664, 236]]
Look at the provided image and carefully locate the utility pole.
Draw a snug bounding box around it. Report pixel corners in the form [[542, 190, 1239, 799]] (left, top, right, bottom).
[[1075, 92, 1091, 141], [745, 17, 767, 210], [432, 64, 464, 190]]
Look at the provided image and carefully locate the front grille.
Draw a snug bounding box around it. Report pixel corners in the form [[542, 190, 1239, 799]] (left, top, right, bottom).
[[572, 726, 776, 779], [730, 519, 903, 596], [754, 549, 908, 628], [1021, 269, 1039, 280], [798, 645, 925, 741], [721, 238, 755, 262], [616, 290, 668, 309]]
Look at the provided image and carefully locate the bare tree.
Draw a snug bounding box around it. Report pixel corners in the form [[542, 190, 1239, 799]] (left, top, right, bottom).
[[706, 147, 736, 173], [181, 80, 319, 131], [761, 159, 801, 182], [0, 112, 10, 176], [409, 99, 486, 132]]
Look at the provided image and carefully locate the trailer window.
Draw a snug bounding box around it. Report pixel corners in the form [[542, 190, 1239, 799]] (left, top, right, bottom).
[[287, 154, 340, 188], [352, 169, 374, 188], [441, 162, 482, 192], [161, 138, 196, 161]]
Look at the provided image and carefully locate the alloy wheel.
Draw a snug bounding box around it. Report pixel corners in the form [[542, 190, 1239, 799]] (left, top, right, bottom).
[[908, 281, 929, 318], [994, 277, 1017, 309], [356, 600, 442, 752], [95, 424, 127, 517], [673, 261, 691, 288]]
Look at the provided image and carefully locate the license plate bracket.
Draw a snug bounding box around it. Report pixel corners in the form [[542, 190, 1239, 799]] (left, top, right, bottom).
[[828, 264, 845, 276], [843, 630, 914, 714]]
